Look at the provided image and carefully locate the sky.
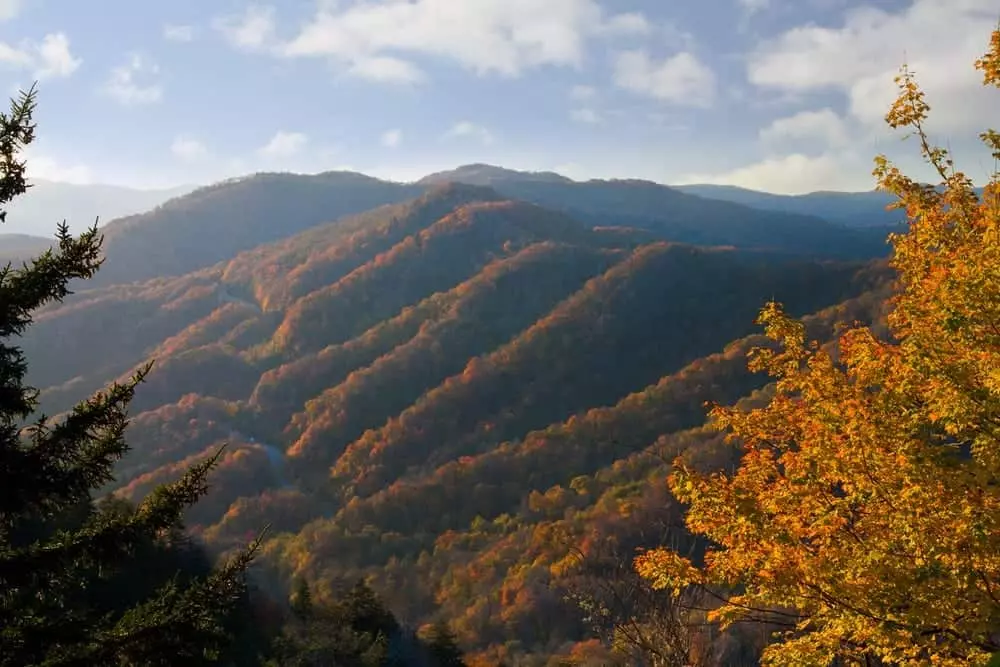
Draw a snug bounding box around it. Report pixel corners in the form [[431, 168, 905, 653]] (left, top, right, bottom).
[[0, 0, 997, 194]]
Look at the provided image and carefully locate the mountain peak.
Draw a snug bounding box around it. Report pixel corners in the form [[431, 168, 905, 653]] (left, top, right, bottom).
[[416, 163, 574, 187], [420, 180, 503, 201]]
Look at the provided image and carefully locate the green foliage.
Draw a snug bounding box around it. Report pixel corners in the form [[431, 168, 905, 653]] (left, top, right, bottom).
[[0, 86, 257, 666], [422, 622, 466, 667], [267, 578, 468, 666]]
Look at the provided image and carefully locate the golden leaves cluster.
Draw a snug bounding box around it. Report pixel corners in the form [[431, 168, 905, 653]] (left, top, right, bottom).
[[636, 28, 1000, 666]]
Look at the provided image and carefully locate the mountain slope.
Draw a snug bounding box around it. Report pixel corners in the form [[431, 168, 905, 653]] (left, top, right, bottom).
[[255, 274, 893, 663], [275, 241, 620, 461], [0, 233, 52, 263], [19, 181, 900, 663], [321, 243, 870, 497], [89, 171, 423, 287]]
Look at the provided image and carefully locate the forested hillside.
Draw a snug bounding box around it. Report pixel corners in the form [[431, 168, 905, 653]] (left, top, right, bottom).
[[13, 170, 898, 664], [87, 172, 425, 287]]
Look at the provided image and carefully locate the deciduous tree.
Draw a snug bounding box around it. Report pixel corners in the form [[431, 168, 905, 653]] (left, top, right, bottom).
[[637, 28, 1000, 667]]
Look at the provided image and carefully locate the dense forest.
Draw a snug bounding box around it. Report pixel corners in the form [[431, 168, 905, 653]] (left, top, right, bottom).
[[5, 27, 1000, 667]]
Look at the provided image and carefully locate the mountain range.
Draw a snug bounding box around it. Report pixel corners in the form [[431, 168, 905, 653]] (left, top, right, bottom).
[[10, 163, 903, 664], [2, 163, 900, 286], [672, 182, 904, 227], [3, 178, 194, 236]]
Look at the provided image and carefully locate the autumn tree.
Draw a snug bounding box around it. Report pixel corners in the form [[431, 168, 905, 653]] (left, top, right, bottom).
[[0, 86, 258, 666], [636, 28, 1000, 666], [567, 540, 716, 667]]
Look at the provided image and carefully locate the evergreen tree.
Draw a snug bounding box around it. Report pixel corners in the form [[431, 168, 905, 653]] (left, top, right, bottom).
[[422, 621, 465, 667], [267, 579, 397, 667], [0, 86, 258, 666], [289, 577, 313, 621]]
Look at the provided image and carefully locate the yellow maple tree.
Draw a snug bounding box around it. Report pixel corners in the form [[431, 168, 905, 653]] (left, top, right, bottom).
[[636, 28, 1000, 666]]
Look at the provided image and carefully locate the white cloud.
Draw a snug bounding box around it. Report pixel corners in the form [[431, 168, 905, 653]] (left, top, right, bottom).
[[679, 152, 873, 194], [25, 151, 93, 185], [0, 32, 81, 80], [444, 121, 495, 145], [759, 108, 851, 152], [748, 0, 997, 135], [614, 50, 715, 107], [278, 0, 654, 81], [258, 130, 307, 158], [33, 33, 81, 79], [381, 129, 403, 148], [213, 5, 276, 51], [0, 0, 20, 22], [104, 54, 162, 106], [348, 56, 425, 84], [0, 43, 31, 70], [171, 136, 209, 161], [163, 24, 196, 42], [571, 108, 602, 124], [600, 12, 652, 36], [704, 0, 1000, 194]]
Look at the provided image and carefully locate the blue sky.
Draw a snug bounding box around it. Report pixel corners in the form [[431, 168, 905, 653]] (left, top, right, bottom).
[[0, 0, 996, 193]]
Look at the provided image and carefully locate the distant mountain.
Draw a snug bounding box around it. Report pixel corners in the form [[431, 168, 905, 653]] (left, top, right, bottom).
[[418, 163, 574, 186], [423, 164, 909, 229], [419, 164, 893, 258], [42, 165, 893, 291], [673, 183, 904, 227], [0, 233, 52, 263], [3, 179, 194, 236]]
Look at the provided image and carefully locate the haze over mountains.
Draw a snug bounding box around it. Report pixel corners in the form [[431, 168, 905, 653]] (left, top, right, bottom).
[[672, 183, 904, 227], [8, 160, 902, 663], [1, 178, 194, 236], [3, 163, 899, 284], [422, 164, 905, 229]]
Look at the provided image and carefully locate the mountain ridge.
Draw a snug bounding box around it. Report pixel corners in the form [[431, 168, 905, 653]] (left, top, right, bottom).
[[48, 166, 894, 291]]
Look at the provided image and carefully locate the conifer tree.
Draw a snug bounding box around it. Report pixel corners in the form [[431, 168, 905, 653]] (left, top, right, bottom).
[[422, 621, 465, 667], [0, 86, 258, 666], [290, 577, 313, 621]]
